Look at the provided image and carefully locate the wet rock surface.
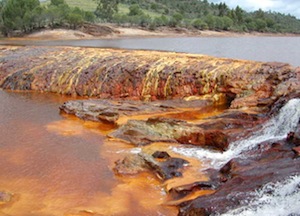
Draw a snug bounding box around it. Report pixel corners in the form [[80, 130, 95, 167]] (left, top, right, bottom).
[[0, 46, 299, 109], [114, 151, 189, 181], [60, 98, 211, 124], [109, 117, 229, 151], [108, 108, 267, 151], [178, 139, 300, 215]]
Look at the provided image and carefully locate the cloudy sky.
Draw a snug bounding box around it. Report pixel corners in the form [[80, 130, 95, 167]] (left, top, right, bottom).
[[209, 0, 300, 18]]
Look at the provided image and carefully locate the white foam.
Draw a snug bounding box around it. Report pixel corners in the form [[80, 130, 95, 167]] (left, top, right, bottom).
[[220, 175, 300, 216], [172, 98, 300, 169]]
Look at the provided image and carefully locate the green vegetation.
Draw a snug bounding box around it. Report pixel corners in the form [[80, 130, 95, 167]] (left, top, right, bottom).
[[0, 0, 300, 37], [0, 0, 95, 36], [112, 0, 300, 33]]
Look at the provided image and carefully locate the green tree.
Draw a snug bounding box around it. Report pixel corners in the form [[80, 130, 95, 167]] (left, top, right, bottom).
[[217, 2, 229, 16], [254, 9, 265, 19], [94, 0, 118, 21], [84, 11, 96, 23], [168, 12, 183, 27], [222, 16, 233, 30], [192, 18, 208, 30], [31, 6, 46, 29], [66, 13, 83, 29], [205, 14, 216, 29], [45, 3, 70, 28], [128, 4, 143, 16], [228, 6, 245, 25], [254, 18, 267, 32], [1, 0, 40, 35], [50, 0, 65, 6]]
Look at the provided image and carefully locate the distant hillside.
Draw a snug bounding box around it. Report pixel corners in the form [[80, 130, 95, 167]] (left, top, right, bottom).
[[2, 0, 300, 37], [41, 0, 300, 34]]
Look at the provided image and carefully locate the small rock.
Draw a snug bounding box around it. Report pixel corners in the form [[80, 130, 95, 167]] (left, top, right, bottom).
[[113, 154, 147, 175], [152, 151, 170, 159], [292, 146, 300, 156], [287, 132, 295, 143], [293, 129, 300, 146], [114, 152, 189, 181], [0, 191, 13, 204]]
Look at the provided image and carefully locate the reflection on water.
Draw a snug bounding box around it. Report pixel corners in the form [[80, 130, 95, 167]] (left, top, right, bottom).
[[1, 37, 300, 66], [0, 90, 178, 216]]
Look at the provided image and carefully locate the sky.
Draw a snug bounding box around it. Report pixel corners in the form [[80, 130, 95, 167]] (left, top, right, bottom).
[[209, 0, 300, 19]]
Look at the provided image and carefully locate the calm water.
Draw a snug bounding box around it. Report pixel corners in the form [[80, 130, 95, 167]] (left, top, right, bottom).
[[1, 36, 300, 66], [0, 90, 177, 216]]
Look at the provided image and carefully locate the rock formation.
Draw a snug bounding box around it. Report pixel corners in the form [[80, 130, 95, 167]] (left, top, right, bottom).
[[0, 46, 299, 109], [178, 139, 300, 215]]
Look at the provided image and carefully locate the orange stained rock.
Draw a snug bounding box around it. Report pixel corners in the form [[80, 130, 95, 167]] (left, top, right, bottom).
[[1, 46, 298, 109]]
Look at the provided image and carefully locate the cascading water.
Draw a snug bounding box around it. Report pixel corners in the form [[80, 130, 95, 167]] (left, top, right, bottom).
[[220, 175, 300, 216], [172, 98, 300, 169], [172, 98, 300, 216]]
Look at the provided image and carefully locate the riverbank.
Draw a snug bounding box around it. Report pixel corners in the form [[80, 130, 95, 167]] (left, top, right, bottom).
[[5, 23, 300, 41]]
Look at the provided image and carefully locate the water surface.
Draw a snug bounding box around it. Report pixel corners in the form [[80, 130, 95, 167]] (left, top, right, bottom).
[[1, 36, 300, 66], [0, 90, 177, 216]]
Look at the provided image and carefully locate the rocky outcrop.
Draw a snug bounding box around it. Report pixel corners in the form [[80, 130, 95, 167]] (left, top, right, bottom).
[[107, 107, 266, 150], [60, 98, 211, 124], [109, 117, 229, 151], [114, 151, 189, 181], [178, 139, 300, 215], [1, 46, 299, 108]]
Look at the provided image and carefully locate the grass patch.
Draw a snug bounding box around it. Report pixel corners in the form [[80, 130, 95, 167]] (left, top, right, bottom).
[[65, 0, 97, 11], [41, 0, 163, 18], [41, 0, 97, 11]]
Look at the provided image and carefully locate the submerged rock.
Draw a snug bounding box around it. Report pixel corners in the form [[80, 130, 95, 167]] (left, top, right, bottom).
[[0, 191, 13, 205]]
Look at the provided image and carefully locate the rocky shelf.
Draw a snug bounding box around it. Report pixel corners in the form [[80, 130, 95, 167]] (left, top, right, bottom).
[[0, 46, 299, 109]]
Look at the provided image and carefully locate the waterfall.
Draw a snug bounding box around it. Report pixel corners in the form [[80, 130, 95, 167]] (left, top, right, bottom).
[[220, 175, 300, 216], [172, 98, 300, 169]]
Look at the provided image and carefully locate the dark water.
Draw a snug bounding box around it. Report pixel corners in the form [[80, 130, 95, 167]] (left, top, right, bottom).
[[1, 36, 300, 66]]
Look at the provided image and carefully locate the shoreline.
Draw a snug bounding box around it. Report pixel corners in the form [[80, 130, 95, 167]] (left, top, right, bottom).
[[2, 24, 300, 41]]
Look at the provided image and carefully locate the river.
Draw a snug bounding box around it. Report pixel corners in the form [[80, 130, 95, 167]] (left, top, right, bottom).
[[1, 36, 300, 67], [0, 37, 299, 215], [0, 91, 177, 216]]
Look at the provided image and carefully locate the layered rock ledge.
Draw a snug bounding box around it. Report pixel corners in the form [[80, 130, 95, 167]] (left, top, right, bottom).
[[0, 46, 299, 108]]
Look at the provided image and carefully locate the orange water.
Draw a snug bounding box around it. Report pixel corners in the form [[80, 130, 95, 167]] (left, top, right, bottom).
[[0, 91, 222, 216]]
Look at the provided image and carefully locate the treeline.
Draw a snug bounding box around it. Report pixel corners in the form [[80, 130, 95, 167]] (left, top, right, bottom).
[[1, 0, 300, 37], [0, 0, 95, 36], [115, 0, 300, 33]]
